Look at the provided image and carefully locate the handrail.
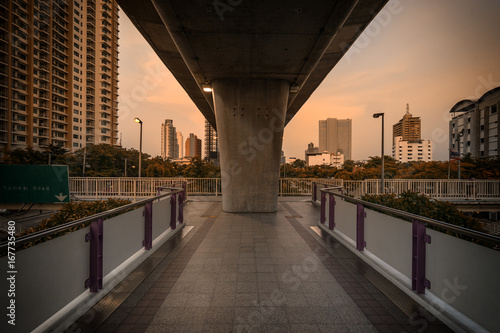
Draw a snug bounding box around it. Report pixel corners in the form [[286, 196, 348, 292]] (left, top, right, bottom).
[[0, 187, 184, 253], [320, 185, 500, 245]]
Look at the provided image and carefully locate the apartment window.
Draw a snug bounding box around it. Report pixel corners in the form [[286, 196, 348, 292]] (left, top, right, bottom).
[[467, 141, 471, 146], [481, 125, 485, 131], [481, 138, 485, 143], [492, 105, 498, 115], [73, 126, 79, 130], [467, 117, 471, 123], [452, 123, 455, 128], [467, 129, 471, 134]]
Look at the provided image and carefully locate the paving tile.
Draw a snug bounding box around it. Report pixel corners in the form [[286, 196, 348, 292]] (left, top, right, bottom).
[[75, 200, 455, 333]]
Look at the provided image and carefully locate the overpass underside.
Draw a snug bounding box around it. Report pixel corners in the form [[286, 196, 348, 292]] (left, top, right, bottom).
[[117, 0, 389, 212]]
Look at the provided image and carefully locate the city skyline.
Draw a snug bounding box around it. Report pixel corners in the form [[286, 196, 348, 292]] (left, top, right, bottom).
[[118, 0, 500, 162]]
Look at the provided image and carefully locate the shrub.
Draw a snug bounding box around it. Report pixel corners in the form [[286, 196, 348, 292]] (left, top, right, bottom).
[[360, 191, 488, 244], [16, 198, 131, 250]]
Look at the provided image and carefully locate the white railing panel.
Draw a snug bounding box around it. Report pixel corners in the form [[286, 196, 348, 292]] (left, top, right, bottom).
[[103, 208, 145, 277], [0, 227, 90, 333], [364, 209, 413, 279], [334, 198, 357, 241], [152, 196, 172, 240], [426, 229, 500, 333]]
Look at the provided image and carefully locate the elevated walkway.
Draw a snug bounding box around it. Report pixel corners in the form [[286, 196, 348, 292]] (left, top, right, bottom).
[[71, 198, 451, 333]]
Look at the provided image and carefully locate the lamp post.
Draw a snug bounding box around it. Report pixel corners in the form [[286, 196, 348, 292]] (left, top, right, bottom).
[[134, 117, 143, 178], [457, 128, 464, 179], [373, 113, 385, 194]]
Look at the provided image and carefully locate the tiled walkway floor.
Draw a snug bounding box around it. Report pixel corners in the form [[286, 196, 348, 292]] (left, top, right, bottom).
[[73, 198, 452, 333]]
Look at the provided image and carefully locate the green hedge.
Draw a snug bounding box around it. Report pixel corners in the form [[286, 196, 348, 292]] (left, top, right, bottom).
[[360, 191, 487, 241], [16, 198, 131, 250]]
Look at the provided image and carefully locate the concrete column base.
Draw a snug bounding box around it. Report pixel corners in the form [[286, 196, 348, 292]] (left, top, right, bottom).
[[213, 79, 289, 213]]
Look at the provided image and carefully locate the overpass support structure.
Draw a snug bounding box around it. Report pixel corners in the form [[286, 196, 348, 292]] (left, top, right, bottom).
[[214, 79, 288, 212], [118, 0, 390, 212]]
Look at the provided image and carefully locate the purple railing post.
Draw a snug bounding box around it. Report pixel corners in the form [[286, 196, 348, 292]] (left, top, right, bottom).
[[178, 193, 184, 223], [85, 218, 103, 292], [412, 219, 431, 294], [143, 202, 152, 250], [170, 193, 177, 230], [356, 203, 366, 251], [312, 183, 317, 202], [328, 193, 335, 230], [320, 190, 326, 224]]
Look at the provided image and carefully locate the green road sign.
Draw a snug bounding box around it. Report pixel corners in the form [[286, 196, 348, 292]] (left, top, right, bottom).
[[0, 165, 70, 204]]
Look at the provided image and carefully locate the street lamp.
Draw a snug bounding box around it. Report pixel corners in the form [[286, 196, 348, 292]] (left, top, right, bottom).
[[457, 128, 465, 179], [134, 117, 143, 178], [373, 113, 385, 194]]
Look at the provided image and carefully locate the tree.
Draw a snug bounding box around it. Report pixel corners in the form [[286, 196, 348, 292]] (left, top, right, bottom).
[[183, 156, 219, 178]]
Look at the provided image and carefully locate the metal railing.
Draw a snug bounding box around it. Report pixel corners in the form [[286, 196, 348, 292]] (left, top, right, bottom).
[[0, 184, 186, 333], [315, 184, 500, 333], [69, 177, 500, 201]]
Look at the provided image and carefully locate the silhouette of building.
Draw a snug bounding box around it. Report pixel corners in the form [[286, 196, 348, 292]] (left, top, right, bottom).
[[392, 105, 432, 162], [393, 104, 421, 144], [204, 119, 218, 163], [160, 119, 178, 159], [318, 118, 352, 160], [185, 133, 201, 158]]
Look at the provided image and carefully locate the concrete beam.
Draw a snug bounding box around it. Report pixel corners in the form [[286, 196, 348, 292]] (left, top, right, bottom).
[[213, 79, 289, 212]]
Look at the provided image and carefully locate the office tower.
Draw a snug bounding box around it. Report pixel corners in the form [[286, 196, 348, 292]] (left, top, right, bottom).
[[318, 118, 352, 160], [392, 105, 432, 162], [449, 87, 500, 158], [204, 119, 218, 161], [185, 133, 201, 158], [176, 131, 183, 158], [160, 119, 178, 159], [393, 104, 421, 144], [0, 0, 119, 154]]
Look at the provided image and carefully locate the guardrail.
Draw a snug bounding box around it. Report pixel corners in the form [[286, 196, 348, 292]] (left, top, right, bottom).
[[69, 177, 500, 201], [0, 183, 186, 333], [313, 183, 500, 333]]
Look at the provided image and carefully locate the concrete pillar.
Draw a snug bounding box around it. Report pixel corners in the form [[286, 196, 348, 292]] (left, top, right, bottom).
[[213, 79, 289, 213]]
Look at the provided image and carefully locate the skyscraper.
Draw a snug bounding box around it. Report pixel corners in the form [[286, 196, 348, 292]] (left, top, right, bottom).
[[204, 119, 218, 161], [0, 0, 119, 154], [185, 133, 201, 158], [176, 131, 183, 158], [392, 105, 432, 162], [318, 118, 352, 160], [160, 119, 177, 159], [393, 104, 421, 144]]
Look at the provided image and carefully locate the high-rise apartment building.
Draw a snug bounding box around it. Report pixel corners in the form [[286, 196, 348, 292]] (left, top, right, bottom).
[[393, 104, 421, 144], [318, 118, 352, 160], [449, 87, 500, 158], [160, 119, 178, 160], [176, 131, 183, 158], [185, 133, 201, 158], [0, 0, 119, 154], [204, 119, 218, 161]]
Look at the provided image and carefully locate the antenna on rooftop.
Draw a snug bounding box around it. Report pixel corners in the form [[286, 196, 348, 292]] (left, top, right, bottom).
[[406, 103, 410, 115]]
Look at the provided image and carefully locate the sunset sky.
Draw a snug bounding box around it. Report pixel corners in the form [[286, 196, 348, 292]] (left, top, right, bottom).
[[117, 0, 500, 162]]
